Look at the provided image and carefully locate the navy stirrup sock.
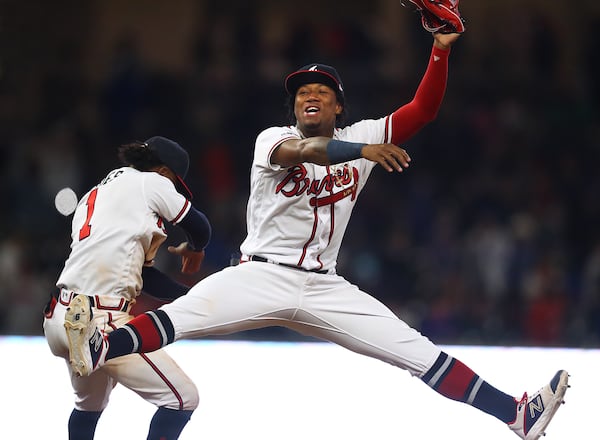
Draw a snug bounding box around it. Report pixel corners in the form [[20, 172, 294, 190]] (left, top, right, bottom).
[[422, 352, 517, 423], [147, 407, 194, 440], [68, 409, 102, 440], [106, 310, 175, 360]]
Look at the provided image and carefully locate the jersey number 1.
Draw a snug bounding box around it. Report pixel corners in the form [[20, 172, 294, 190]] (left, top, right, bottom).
[[79, 187, 98, 241]]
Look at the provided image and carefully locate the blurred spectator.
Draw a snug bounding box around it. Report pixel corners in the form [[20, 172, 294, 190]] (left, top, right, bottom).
[[1, 0, 599, 347]]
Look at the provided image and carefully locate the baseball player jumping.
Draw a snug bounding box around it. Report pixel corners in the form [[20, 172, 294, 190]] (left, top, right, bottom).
[[63, 8, 569, 440], [44, 136, 211, 439]]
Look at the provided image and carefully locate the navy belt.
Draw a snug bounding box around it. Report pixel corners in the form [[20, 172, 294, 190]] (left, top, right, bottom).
[[248, 255, 328, 274]]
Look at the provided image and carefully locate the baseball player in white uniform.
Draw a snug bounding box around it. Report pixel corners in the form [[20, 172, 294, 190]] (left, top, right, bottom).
[[44, 136, 211, 440], [63, 31, 568, 440]]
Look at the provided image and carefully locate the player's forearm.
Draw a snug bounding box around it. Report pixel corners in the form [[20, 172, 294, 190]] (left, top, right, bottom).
[[178, 207, 212, 251], [294, 137, 365, 166], [412, 44, 450, 112], [388, 44, 449, 144], [277, 137, 329, 166], [141, 266, 190, 300], [276, 137, 372, 167]]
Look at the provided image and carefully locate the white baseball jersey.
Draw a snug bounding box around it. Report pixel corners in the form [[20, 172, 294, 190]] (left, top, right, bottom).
[[164, 115, 440, 379], [57, 166, 191, 301], [240, 116, 394, 271]]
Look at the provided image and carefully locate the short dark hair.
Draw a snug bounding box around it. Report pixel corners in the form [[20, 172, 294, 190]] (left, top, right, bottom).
[[117, 142, 163, 171]]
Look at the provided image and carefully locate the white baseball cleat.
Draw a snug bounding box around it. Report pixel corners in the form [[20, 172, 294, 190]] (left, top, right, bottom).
[[508, 370, 570, 439], [64, 294, 108, 376]]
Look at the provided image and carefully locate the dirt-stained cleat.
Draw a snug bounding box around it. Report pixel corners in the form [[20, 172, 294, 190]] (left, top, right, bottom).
[[508, 370, 569, 439], [64, 295, 107, 376]]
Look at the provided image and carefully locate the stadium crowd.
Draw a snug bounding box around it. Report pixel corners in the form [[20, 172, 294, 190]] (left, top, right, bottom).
[[1, 0, 599, 346]]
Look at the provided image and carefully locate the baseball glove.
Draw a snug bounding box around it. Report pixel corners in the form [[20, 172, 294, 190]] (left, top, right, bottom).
[[402, 0, 466, 34]]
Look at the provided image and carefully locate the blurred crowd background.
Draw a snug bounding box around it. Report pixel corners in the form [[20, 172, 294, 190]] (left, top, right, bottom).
[[1, 0, 599, 347]]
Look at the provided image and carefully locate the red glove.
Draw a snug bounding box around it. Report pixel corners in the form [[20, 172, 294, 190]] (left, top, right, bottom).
[[402, 0, 466, 34]]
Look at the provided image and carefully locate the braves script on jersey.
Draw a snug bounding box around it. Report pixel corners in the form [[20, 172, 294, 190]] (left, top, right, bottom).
[[58, 167, 191, 300], [240, 119, 393, 272]]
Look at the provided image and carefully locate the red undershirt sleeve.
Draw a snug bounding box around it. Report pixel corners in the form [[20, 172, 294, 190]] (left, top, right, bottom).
[[388, 44, 450, 145]]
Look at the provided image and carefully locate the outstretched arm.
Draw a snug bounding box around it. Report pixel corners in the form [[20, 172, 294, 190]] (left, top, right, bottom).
[[169, 206, 211, 274], [389, 32, 461, 145]]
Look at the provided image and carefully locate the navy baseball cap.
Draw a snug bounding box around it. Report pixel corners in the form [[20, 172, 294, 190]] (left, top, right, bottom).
[[285, 63, 345, 103], [143, 136, 193, 199]]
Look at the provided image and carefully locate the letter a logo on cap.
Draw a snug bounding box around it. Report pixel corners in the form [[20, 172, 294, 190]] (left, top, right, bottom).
[[309, 65, 318, 71]]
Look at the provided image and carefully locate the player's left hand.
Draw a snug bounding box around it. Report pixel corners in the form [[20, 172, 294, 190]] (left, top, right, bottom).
[[168, 242, 206, 274], [361, 143, 411, 173], [433, 32, 461, 50]]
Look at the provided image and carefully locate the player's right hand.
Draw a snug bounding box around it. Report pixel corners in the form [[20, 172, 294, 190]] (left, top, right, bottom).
[[361, 144, 411, 173], [168, 242, 206, 274]]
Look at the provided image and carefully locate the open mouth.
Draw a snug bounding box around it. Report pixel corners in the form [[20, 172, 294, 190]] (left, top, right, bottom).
[[304, 106, 320, 116]]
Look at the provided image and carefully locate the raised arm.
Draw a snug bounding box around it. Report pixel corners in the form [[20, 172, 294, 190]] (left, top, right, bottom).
[[389, 32, 461, 145]]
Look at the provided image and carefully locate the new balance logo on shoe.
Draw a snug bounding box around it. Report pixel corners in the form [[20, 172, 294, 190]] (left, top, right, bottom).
[[528, 395, 544, 419], [90, 328, 104, 352], [88, 327, 107, 371], [508, 370, 569, 440], [64, 294, 108, 376]]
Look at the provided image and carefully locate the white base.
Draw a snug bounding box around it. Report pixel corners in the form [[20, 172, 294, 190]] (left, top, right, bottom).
[[3, 337, 591, 439]]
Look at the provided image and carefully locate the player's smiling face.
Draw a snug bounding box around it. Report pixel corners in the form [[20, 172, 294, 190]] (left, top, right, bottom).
[[294, 83, 342, 137]]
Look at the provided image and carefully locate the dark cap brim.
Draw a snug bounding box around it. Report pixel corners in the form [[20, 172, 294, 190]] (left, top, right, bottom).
[[285, 71, 343, 100]]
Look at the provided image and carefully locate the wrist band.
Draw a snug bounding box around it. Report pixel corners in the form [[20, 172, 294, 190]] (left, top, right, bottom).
[[326, 139, 365, 164]]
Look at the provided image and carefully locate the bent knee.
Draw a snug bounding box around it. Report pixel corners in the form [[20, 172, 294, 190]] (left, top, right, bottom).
[[182, 389, 200, 411], [169, 383, 199, 411]]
